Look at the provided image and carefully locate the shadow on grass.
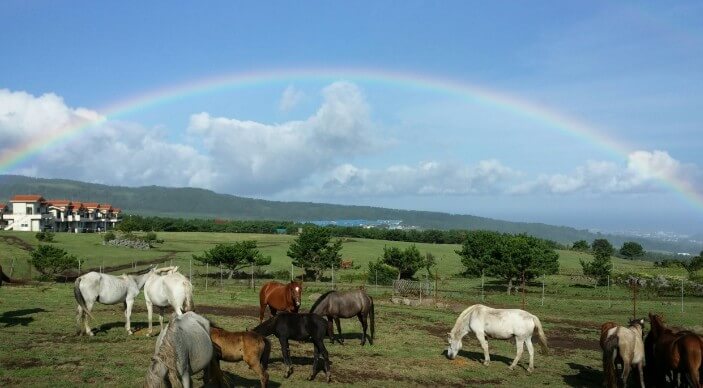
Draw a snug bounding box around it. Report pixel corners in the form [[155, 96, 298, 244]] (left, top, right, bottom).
[[0, 307, 46, 327], [437, 348, 515, 366], [95, 321, 154, 335], [562, 362, 601, 387], [219, 371, 281, 388]]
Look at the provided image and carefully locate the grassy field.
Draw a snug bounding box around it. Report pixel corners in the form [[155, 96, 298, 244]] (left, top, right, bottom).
[[0, 231, 700, 387]]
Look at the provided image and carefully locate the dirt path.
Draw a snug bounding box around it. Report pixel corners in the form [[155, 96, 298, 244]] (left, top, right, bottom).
[[0, 236, 33, 251]]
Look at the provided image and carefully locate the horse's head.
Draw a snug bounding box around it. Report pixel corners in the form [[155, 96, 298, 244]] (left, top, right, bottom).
[[649, 313, 664, 331], [446, 332, 462, 360], [290, 281, 303, 308]]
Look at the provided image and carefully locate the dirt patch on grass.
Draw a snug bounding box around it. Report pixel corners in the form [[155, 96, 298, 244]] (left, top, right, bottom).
[[334, 367, 465, 387], [545, 317, 601, 329], [549, 330, 599, 353], [196, 304, 260, 318], [464, 378, 505, 385], [1, 356, 42, 368], [0, 235, 33, 251]]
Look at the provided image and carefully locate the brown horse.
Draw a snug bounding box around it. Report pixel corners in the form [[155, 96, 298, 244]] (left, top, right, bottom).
[[671, 332, 703, 388], [210, 324, 271, 388], [258, 281, 302, 322], [647, 313, 696, 387]]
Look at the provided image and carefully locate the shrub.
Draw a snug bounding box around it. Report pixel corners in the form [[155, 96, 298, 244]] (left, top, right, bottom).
[[29, 244, 78, 279], [367, 259, 399, 285], [35, 231, 55, 242], [103, 231, 116, 242]]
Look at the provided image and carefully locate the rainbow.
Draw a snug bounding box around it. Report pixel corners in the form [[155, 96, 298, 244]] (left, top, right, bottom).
[[2, 67, 701, 209]]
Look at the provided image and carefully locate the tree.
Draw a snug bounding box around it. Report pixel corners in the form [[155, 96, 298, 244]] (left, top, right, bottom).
[[35, 231, 55, 242], [580, 238, 614, 285], [687, 253, 703, 273], [29, 245, 78, 278], [572, 240, 590, 252], [381, 244, 425, 280], [287, 227, 343, 281], [423, 252, 437, 277], [117, 217, 140, 233], [193, 240, 271, 278], [488, 234, 559, 295], [455, 230, 503, 278], [367, 259, 399, 285], [619, 241, 645, 259]]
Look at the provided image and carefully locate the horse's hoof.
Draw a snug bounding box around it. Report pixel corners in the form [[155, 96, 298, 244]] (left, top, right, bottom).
[[527, 367, 534, 374], [326, 373, 332, 383], [508, 365, 515, 371], [482, 360, 490, 366]]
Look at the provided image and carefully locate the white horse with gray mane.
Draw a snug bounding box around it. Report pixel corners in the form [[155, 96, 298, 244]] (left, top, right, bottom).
[[145, 311, 222, 388], [446, 304, 549, 373], [74, 266, 173, 336], [144, 267, 194, 336]]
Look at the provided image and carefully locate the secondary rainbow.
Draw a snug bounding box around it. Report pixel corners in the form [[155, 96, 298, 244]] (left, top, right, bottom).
[[2, 67, 701, 209]]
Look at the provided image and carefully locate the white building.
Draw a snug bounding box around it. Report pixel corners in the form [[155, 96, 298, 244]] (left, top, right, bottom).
[[2, 194, 122, 232]]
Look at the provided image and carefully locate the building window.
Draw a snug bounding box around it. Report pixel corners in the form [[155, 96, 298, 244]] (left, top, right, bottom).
[[26, 207, 33, 215]]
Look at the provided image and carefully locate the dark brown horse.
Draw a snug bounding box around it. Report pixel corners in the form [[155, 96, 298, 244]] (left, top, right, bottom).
[[647, 313, 701, 387], [209, 324, 271, 388], [258, 281, 302, 322], [310, 289, 375, 345]]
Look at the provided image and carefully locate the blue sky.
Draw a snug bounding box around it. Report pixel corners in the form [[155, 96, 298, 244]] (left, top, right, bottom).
[[1, 1, 703, 233]]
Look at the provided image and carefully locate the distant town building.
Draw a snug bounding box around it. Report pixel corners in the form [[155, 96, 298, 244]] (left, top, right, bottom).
[[1, 194, 122, 233]]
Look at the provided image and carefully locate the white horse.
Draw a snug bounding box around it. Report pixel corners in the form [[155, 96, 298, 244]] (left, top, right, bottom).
[[74, 266, 165, 336], [144, 267, 194, 336], [145, 311, 222, 388], [446, 304, 549, 373]]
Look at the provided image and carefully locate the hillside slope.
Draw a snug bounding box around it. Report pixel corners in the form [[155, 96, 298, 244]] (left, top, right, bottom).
[[0, 174, 696, 252]]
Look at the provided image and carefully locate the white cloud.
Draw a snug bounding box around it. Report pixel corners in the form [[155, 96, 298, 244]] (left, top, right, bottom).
[[278, 85, 305, 111], [188, 81, 377, 194], [0, 89, 214, 189], [315, 159, 518, 196], [510, 150, 701, 195]]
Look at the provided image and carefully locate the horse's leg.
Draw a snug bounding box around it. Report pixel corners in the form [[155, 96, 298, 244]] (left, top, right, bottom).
[[310, 340, 321, 381], [279, 336, 293, 378], [509, 336, 525, 371], [637, 362, 645, 388], [124, 299, 134, 335], [245, 351, 268, 388], [325, 316, 335, 344], [269, 306, 277, 318], [525, 337, 535, 373], [475, 332, 491, 365], [83, 299, 94, 336], [181, 370, 192, 388], [146, 299, 154, 336], [259, 301, 266, 322], [621, 361, 631, 388], [357, 313, 367, 346], [320, 340, 331, 382], [158, 306, 164, 333]]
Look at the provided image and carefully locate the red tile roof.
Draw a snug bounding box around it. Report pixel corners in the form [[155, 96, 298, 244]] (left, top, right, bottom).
[[83, 202, 100, 208], [10, 194, 45, 202], [0, 203, 6, 210], [47, 199, 72, 207]]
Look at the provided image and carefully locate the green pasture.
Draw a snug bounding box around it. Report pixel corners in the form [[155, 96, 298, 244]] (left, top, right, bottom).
[[1, 231, 701, 386]]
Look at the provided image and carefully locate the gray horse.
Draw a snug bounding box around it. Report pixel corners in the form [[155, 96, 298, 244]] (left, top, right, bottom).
[[310, 289, 375, 345], [145, 311, 222, 388], [74, 266, 173, 335]]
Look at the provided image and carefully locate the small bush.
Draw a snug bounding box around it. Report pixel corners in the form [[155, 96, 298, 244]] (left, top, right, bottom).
[[103, 231, 116, 242], [35, 231, 55, 242], [367, 259, 399, 285], [29, 244, 78, 279]]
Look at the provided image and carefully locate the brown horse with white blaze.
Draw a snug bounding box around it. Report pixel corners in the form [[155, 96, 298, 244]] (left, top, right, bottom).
[[259, 281, 302, 322]]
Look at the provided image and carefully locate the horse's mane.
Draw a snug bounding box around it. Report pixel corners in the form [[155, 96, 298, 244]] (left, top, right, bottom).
[[309, 290, 336, 313], [450, 304, 483, 338]]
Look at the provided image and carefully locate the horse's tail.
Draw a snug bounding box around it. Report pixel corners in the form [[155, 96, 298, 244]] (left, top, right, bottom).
[[602, 333, 619, 388], [532, 315, 548, 354], [260, 335, 271, 371], [369, 295, 375, 341], [183, 279, 194, 312], [0, 265, 11, 285], [74, 276, 94, 321]]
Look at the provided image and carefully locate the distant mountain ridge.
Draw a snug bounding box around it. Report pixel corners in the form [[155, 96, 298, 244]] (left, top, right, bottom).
[[0, 174, 698, 253]]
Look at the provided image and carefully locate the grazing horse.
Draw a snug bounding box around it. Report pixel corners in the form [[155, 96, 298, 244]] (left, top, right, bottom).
[[309, 289, 375, 345], [210, 323, 271, 388], [74, 266, 160, 335], [446, 304, 548, 373], [258, 281, 302, 322], [602, 318, 646, 388], [144, 268, 194, 336], [0, 264, 14, 286], [252, 312, 331, 382], [145, 311, 222, 388]]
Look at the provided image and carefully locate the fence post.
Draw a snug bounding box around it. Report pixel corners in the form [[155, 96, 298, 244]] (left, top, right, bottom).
[[205, 262, 209, 292], [607, 275, 611, 308], [250, 263, 254, 289], [220, 265, 223, 289], [291, 263, 293, 282], [434, 271, 438, 300], [481, 270, 485, 302], [332, 265, 335, 289], [77, 258, 80, 275], [375, 269, 378, 293], [541, 274, 545, 307], [681, 278, 684, 314], [189, 258, 192, 284], [521, 272, 526, 310]]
